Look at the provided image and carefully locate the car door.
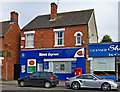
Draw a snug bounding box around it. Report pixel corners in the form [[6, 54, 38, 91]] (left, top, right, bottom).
[[83, 75, 98, 88], [27, 72, 40, 86], [39, 72, 47, 86]]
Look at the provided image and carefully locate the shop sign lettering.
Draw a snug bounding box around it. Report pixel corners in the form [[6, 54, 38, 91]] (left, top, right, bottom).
[[90, 45, 120, 52], [108, 45, 120, 51], [39, 53, 59, 57]]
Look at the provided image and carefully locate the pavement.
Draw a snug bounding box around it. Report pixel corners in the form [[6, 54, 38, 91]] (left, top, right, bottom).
[[0, 80, 65, 87]]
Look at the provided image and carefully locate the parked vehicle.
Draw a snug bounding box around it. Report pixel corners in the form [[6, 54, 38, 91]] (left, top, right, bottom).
[[18, 71, 59, 88], [65, 74, 119, 91]]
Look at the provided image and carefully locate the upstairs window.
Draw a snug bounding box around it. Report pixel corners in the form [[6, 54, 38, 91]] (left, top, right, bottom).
[[24, 31, 35, 48], [53, 28, 65, 47], [74, 32, 83, 46]]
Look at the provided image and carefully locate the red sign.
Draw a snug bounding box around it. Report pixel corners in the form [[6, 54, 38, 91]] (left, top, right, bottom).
[[77, 51, 83, 55], [29, 60, 35, 65]]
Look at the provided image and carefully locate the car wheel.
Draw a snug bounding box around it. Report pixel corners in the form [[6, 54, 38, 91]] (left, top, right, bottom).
[[71, 81, 80, 90], [19, 81, 25, 87], [44, 81, 51, 88], [101, 83, 111, 91]]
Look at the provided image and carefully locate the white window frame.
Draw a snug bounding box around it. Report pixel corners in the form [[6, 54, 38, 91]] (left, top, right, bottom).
[[24, 31, 35, 48], [74, 32, 83, 46], [53, 28, 65, 47]]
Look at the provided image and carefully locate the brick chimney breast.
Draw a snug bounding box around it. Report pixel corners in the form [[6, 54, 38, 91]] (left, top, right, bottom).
[[10, 11, 18, 23], [51, 2, 57, 20]]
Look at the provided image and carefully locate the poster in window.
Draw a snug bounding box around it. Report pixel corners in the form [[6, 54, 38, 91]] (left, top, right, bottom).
[[27, 59, 36, 73], [21, 65, 25, 73]]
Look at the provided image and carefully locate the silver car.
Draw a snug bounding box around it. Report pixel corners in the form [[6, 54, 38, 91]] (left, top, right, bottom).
[[65, 74, 119, 91]]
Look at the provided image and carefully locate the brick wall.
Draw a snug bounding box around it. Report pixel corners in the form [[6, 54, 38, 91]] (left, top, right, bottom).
[[21, 25, 88, 49], [1, 22, 20, 80]]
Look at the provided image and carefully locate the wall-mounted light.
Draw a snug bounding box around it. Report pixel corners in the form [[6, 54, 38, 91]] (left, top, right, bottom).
[[5, 44, 10, 48]]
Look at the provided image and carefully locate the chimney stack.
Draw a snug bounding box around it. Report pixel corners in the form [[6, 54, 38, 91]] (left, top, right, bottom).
[[51, 2, 57, 20], [10, 11, 18, 23]]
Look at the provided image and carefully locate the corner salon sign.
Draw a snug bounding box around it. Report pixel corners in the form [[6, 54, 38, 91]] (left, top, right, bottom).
[[88, 43, 120, 57]]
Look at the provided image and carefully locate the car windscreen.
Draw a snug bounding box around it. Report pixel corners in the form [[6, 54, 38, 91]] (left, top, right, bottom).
[[93, 74, 103, 80]]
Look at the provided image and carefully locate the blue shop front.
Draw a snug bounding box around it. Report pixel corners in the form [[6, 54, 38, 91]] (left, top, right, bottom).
[[20, 48, 86, 81], [88, 42, 120, 81]]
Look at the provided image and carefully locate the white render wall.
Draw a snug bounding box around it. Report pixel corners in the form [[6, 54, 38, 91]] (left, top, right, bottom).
[[88, 11, 98, 43]]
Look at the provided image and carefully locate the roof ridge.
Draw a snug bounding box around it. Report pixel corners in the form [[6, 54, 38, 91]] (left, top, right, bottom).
[[36, 9, 94, 17], [0, 20, 10, 23]]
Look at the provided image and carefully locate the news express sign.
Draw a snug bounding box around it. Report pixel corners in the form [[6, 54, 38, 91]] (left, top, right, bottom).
[[27, 59, 36, 73]]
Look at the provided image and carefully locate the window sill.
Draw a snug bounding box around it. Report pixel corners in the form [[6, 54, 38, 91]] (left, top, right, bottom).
[[75, 44, 82, 46], [25, 46, 34, 48], [54, 45, 65, 47]]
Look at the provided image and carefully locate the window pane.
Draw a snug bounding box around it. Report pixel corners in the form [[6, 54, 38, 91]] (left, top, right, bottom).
[[59, 39, 62, 45], [55, 31, 64, 45], [40, 72, 46, 77], [30, 73, 39, 77], [59, 32, 63, 37], [26, 34, 34, 47], [77, 37, 81, 44], [77, 33, 81, 36]]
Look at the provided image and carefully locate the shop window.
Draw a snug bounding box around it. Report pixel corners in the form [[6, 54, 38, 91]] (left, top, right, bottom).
[[74, 32, 83, 46], [53, 61, 71, 73], [53, 28, 65, 47], [91, 57, 115, 76]]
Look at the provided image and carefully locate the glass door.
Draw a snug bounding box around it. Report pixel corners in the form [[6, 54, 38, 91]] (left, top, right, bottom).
[[37, 63, 43, 72]]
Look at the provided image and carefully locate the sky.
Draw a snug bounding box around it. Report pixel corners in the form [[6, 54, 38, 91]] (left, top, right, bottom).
[[0, 0, 119, 42]]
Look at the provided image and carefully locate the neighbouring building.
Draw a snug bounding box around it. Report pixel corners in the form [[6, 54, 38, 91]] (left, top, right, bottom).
[[20, 3, 98, 80], [88, 42, 120, 81], [0, 11, 20, 80]]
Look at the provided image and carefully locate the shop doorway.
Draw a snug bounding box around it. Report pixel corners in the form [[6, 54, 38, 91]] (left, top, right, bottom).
[[14, 64, 20, 80], [37, 63, 43, 72]]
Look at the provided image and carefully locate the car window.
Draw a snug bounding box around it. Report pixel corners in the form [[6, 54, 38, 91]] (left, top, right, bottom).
[[83, 75, 94, 79], [47, 72, 57, 77], [40, 72, 47, 77], [30, 72, 40, 78], [76, 75, 84, 79]]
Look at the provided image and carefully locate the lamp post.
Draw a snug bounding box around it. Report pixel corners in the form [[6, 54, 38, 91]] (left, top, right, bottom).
[[5, 44, 10, 80]]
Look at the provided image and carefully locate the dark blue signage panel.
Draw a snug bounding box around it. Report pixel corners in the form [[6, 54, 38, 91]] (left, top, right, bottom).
[[20, 48, 85, 59], [88, 43, 120, 57]]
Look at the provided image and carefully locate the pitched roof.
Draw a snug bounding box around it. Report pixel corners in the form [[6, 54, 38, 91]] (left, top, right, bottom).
[[0, 21, 12, 37], [21, 9, 94, 31]]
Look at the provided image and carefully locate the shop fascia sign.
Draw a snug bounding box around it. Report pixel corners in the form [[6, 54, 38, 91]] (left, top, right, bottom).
[[90, 44, 120, 52], [38, 48, 85, 58], [89, 44, 120, 57]]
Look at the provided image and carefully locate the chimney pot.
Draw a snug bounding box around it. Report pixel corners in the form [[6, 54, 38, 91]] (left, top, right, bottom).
[[10, 11, 18, 23]]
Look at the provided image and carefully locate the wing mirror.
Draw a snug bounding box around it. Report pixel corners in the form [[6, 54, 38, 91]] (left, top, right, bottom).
[[93, 78, 97, 80]]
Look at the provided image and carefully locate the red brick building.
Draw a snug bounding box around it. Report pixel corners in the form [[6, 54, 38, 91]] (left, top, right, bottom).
[[20, 3, 98, 80], [0, 11, 20, 80]]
